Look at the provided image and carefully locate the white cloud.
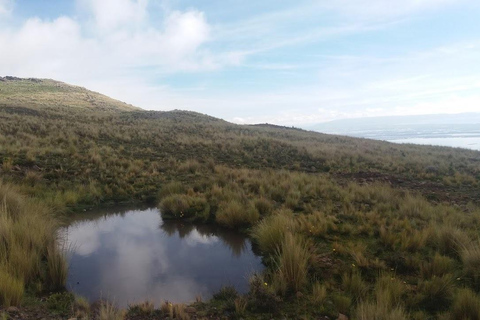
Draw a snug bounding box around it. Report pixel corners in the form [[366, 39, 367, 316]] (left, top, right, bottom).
[[0, 5, 215, 82], [0, 0, 13, 16], [78, 0, 149, 31]]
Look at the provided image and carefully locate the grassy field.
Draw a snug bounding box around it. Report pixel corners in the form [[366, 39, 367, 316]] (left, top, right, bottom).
[[1, 77, 480, 319]]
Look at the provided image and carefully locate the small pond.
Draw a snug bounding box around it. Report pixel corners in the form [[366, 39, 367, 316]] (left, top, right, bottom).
[[62, 207, 264, 307]]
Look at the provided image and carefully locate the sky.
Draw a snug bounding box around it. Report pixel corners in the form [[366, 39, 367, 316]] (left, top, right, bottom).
[[0, 0, 479, 125]]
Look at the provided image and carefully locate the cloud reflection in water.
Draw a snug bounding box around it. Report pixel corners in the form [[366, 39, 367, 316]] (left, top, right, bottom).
[[64, 208, 263, 307]]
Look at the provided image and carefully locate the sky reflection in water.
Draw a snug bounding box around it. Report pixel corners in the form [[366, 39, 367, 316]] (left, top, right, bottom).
[[63, 208, 264, 307]]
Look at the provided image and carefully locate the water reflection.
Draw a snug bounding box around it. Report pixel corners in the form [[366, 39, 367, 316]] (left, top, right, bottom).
[[63, 208, 263, 307], [160, 221, 248, 257]]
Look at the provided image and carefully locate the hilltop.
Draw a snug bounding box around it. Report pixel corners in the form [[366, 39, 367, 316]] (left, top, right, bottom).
[[0, 76, 138, 112]]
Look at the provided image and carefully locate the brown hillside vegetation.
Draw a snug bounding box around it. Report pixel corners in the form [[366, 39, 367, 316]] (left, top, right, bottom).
[[1, 77, 480, 319]]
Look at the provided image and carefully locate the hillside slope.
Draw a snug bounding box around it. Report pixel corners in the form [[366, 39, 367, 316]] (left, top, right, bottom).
[[0, 77, 479, 208]]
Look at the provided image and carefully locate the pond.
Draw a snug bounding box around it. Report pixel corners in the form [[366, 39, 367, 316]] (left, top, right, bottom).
[[62, 207, 264, 307]]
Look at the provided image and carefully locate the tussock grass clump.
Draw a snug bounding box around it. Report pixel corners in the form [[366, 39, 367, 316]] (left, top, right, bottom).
[[159, 193, 209, 221], [342, 270, 368, 301], [274, 233, 310, 294], [416, 274, 455, 313], [354, 273, 408, 320], [253, 197, 274, 216], [234, 297, 247, 315], [374, 273, 405, 308], [0, 181, 65, 307], [311, 281, 327, 305], [99, 301, 126, 320], [159, 181, 185, 198], [451, 288, 480, 320], [73, 295, 90, 319], [420, 253, 456, 279], [46, 244, 68, 291], [461, 241, 480, 283], [0, 268, 24, 307], [399, 195, 432, 221], [355, 301, 408, 320], [215, 200, 259, 228], [296, 211, 337, 237], [173, 304, 190, 320], [251, 210, 294, 253], [434, 225, 470, 257]]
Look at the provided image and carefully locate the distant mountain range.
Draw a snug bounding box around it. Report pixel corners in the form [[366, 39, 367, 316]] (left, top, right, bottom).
[[305, 113, 480, 140]]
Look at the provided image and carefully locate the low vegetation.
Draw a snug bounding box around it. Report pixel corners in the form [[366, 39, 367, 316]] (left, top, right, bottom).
[[0, 181, 66, 307], [1, 77, 480, 319]]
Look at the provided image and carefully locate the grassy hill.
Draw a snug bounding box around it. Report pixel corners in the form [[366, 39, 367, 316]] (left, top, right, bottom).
[[1, 77, 480, 319], [0, 76, 138, 112]]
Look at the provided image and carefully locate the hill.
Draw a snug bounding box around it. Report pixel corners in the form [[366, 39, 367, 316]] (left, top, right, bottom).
[[1, 77, 479, 207], [1, 77, 480, 319], [0, 76, 138, 112]]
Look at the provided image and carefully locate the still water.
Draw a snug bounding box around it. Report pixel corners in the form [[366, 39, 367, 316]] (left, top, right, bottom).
[[63, 207, 264, 307], [388, 137, 480, 151]]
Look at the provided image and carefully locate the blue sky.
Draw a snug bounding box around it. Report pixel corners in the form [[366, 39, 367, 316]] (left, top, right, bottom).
[[1, 0, 479, 124]]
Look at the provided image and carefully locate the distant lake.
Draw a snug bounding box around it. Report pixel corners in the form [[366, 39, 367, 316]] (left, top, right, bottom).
[[62, 207, 264, 307], [388, 136, 480, 151], [308, 116, 480, 151]]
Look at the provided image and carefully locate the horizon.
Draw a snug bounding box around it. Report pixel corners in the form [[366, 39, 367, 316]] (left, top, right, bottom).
[[1, 0, 480, 125]]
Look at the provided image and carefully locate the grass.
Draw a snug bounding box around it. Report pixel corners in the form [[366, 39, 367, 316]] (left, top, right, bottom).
[[273, 233, 310, 295], [0, 181, 65, 307], [451, 288, 480, 320], [0, 268, 24, 307], [461, 241, 480, 284], [250, 210, 294, 253], [311, 281, 327, 305], [99, 301, 126, 320], [215, 200, 260, 228], [355, 301, 408, 320]]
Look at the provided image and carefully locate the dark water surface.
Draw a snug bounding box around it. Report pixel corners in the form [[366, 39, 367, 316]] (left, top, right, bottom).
[[63, 207, 264, 307]]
